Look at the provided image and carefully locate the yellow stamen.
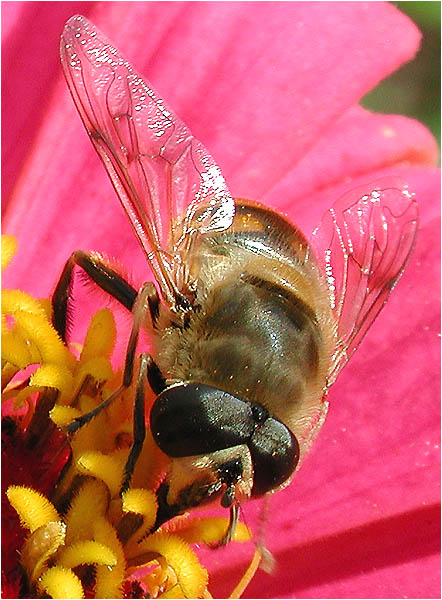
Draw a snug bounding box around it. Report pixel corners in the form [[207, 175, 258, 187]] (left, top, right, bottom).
[[122, 488, 158, 530], [1, 235, 18, 270], [56, 540, 117, 569], [49, 405, 82, 427], [80, 308, 117, 362], [38, 566, 84, 599], [14, 310, 71, 366], [7, 486, 59, 533], [94, 517, 126, 599], [76, 451, 124, 497], [133, 532, 208, 598], [30, 363, 74, 395], [173, 517, 251, 545], [64, 479, 109, 544], [1, 362, 19, 389], [141, 556, 169, 595], [37, 297, 53, 319], [1, 328, 33, 368], [122, 488, 159, 549], [2, 289, 48, 317], [73, 356, 114, 386]]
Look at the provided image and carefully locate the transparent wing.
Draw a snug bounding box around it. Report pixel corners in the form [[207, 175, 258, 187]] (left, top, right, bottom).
[[60, 15, 235, 306], [310, 178, 418, 388]]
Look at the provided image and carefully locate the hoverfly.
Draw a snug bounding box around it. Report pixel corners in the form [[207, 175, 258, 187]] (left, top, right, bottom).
[[55, 15, 418, 544]]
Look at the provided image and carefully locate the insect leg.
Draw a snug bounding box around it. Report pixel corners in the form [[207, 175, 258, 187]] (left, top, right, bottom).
[[66, 282, 162, 435], [52, 250, 138, 341], [121, 282, 159, 388], [118, 280, 168, 492], [120, 352, 150, 495]]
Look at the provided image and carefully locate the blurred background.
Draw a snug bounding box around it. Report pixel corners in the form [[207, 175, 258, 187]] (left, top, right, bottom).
[[362, 1, 441, 147]]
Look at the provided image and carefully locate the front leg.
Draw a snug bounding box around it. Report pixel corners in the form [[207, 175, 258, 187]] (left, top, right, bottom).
[[53, 253, 167, 494], [120, 352, 167, 495], [52, 250, 139, 341], [66, 281, 163, 434]]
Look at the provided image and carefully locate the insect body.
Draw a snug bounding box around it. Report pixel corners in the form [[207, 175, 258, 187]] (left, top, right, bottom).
[[148, 199, 336, 532], [57, 15, 418, 541]]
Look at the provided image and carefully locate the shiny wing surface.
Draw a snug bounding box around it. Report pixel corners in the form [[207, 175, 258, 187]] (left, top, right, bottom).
[[60, 15, 235, 306], [310, 179, 418, 387]]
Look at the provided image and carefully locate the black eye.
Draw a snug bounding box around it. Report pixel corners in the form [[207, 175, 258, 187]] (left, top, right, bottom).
[[150, 382, 299, 498], [249, 417, 299, 496], [150, 383, 255, 457]]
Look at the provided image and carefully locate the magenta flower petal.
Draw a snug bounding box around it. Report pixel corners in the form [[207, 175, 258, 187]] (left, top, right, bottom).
[[266, 105, 438, 216], [2, 2, 440, 598]]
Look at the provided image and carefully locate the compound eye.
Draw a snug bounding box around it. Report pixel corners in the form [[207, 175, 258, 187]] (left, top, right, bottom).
[[150, 383, 255, 457], [249, 418, 299, 496]]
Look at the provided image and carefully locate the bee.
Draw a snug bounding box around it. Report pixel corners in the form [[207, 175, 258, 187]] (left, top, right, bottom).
[[56, 15, 418, 544]]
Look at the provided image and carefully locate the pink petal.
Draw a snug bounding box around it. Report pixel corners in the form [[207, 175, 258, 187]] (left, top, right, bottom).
[[2, 1, 95, 204], [264, 105, 438, 217]]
